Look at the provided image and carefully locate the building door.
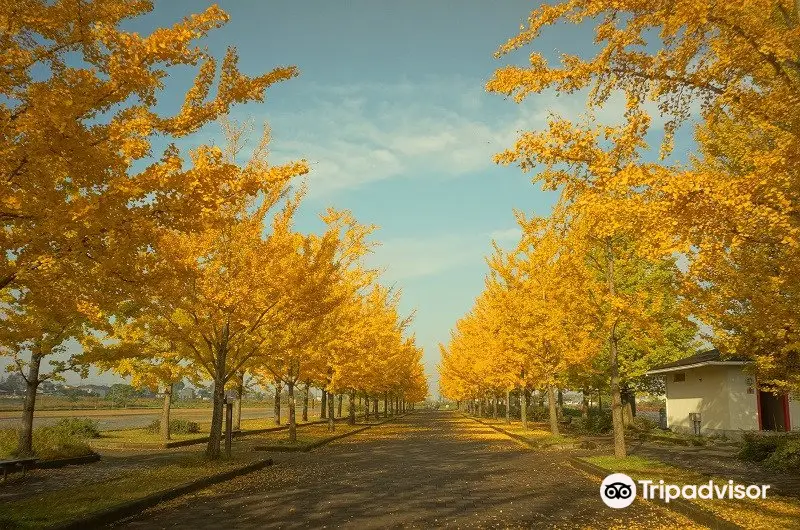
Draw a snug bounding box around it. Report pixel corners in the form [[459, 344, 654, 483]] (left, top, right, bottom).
[[759, 391, 789, 431]]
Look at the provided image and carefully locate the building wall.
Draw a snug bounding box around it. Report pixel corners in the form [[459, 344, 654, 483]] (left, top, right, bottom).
[[725, 366, 759, 432], [665, 365, 758, 436]]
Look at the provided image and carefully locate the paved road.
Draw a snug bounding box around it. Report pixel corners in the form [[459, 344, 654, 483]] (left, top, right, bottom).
[[117, 411, 695, 529]]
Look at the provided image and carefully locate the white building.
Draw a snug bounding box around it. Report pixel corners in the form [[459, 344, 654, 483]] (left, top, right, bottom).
[[646, 349, 800, 438]]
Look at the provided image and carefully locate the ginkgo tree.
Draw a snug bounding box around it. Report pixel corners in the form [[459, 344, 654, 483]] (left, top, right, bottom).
[[81, 319, 199, 441], [484, 110, 697, 457], [1, 281, 89, 455], [85, 116, 310, 458], [252, 210, 376, 442], [487, 0, 800, 393], [1, 0, 305, 454]]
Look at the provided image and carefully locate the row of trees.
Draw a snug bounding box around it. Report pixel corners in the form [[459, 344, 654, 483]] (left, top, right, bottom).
[[1, 1, 426, 459], [442, 0, 800, 458]]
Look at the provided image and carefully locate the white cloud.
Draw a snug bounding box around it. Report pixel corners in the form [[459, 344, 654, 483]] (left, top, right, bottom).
[[368, 226, 521, 283], [263, 78, 597, 197], [489, 227, 522, 242], [251, 76, 689, 198]]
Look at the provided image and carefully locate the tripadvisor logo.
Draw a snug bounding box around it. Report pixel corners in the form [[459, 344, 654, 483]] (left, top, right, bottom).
[[600, 473, 637, 509], [600, 473, 771, 509]]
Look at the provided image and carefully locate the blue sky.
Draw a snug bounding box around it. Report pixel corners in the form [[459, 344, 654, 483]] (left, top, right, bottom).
[[130, 1, 692, 394], [128, 0, 588, 396], [11, 1, 697, 393]]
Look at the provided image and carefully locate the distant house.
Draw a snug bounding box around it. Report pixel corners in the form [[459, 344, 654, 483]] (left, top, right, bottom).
[[78, 384, 109, 398], [646, 349, 800, 437], [178, 387, 196, 400]]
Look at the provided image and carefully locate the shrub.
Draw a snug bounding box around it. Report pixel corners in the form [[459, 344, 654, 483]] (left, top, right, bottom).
[[739, 432, 781, 462], [763, 437, 800, 472], [52, 418, 100, 439], [146, 419, 200, 435], [587, 408, 613, 433], [527, 406, 549, 422], [562, 407, 582, 418], [572, 408, 613, 434], [32, 426, 95, 460], [631, 416, 658, 432], [689, 436, 707, 446]]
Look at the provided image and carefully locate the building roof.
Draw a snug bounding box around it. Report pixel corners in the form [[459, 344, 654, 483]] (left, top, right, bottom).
[[645, 348, 749, 375]]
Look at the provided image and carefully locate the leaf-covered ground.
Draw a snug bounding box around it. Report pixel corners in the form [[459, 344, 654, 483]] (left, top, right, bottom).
[[119, 411, 698, 529]]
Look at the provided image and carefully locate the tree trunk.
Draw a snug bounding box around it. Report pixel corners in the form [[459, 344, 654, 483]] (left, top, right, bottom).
[[348, 391, 356, 425], [384, 392, 388, 417], [161, 384, 173, 441], [521, 387, 529, 429], [621, 383, 636, 426], [233, 373, 243, 431], [18, 354, 42, 456], [302, 382, 310, 422], [610, 333, 626, 457], [273, 380, 282, 425], [287, 381, 297, 443], [337, 393, 343, 418], [373, 397, 378, 418], [327, 388, 335, 432], [364, 393, 370, 421], [321, 390, 328, 419], [505, 389, 511, 424], [547, 384, 560, 436], [557, 388, 564, 420], [581, 387, 589, 419], [206, 357, 227, 459], [606, 239, 627, 458], [492, 396, 498, 419]]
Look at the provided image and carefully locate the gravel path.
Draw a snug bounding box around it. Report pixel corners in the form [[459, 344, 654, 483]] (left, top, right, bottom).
[[116, 411, 697, 529]]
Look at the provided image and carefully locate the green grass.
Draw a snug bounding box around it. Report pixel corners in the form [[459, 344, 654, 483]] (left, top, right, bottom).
[[0, 427, 96, 461], [583, 455, 800, 530], [0, 454, 259, 529]]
